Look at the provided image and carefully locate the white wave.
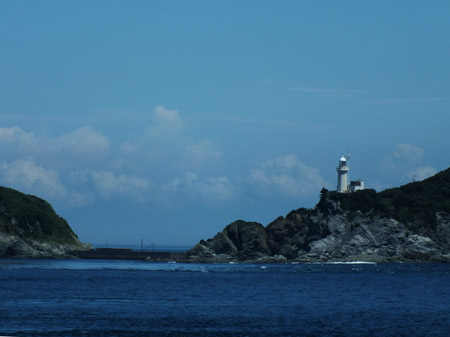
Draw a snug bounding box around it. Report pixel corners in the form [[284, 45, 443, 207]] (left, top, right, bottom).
[[323, 261, 377, 265]]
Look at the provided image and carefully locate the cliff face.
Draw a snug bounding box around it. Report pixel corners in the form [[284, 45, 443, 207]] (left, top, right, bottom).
[[0, 186, 92, 258], [187, 168, 450, 263]]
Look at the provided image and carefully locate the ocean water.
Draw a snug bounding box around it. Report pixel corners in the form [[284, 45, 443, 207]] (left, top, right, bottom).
[[1, 260, 450, 336]]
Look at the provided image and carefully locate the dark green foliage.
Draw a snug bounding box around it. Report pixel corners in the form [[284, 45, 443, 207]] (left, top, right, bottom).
[[0, 186, 79, 244], [327, 167, 450, 230], [317, 188, 332, 214], [346, 211, 357, 222]]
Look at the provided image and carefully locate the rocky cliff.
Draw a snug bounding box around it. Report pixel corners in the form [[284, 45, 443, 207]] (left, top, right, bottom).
[[187, 167, 450, 263], [0, 186, 92, 258]]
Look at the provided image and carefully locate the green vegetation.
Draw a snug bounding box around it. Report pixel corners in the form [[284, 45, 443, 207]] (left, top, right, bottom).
[[0, 186, 79, 244], [323, 167, 450, 231]]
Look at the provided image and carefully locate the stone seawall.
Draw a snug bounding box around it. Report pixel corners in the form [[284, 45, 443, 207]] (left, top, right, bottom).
[[72, 248, 187, 262]]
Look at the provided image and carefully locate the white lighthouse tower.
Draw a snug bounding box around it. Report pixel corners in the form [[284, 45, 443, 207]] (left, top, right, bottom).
[[336, 156, 349, 193]]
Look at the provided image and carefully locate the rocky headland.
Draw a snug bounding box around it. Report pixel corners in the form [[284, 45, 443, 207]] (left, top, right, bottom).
[[187, 167, 450, 263], [0, 186, 92, 258]]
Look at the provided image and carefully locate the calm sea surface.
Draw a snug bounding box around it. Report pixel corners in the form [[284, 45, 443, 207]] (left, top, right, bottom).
[[1, 259, 450, 336]]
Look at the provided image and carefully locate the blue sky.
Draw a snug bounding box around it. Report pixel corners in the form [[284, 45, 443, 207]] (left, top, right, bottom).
[[1, 1, 449, 247]]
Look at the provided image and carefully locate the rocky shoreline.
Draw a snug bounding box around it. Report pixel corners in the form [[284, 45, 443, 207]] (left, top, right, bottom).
[[0, 232, 92, 259], [186, 196, 450, 264]]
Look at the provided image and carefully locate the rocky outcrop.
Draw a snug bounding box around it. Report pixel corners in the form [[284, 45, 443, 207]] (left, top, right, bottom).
[[0, 231, 92, 258], [0, 186, 92, 258], [187, 172, 450, 263], [188, 220, 273, 263]]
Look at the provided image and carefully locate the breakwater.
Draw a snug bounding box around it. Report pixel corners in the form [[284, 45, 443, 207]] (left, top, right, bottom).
[[72, 248, 186, 262]]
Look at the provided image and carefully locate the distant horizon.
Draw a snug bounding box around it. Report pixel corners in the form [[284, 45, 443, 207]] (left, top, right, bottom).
[[90, 242, 192, 252]]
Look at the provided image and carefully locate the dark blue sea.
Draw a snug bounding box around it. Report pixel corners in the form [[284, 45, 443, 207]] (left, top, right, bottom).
[[1, 260, 450, 336]]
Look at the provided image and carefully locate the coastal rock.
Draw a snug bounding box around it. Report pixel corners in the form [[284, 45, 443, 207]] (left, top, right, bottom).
[[187, 167, 450, 263], [187, 220, 271, 262], [0, 232, 92, 258], [188, 210, 450, 263]]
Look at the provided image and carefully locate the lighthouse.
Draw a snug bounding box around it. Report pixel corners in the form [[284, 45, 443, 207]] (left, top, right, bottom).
[[336, 156, 349, 193]]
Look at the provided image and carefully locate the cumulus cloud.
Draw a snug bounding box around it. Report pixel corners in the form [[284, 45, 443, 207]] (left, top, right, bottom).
[[408, 166, 437, 182], [153, 105, 182, 126], [0, 158, 66, 198], [378, 144, 437, 186], [193, 176, 234, 204], [248, 155, 330, 198], [380, 143, 426, 174], [120, 105, 184, 159], [183, 139, 222, 166], [0, 118, 230, 209], [88, 170, 152, 201], [394, 144, 424, 161], [0, 125, 110, 170], [0, 126, 39, 159], [0, 126, 35, 146], [163, 172, 235, 205], [119, 106, 223, 176], [145, 105, 184, 139], [58, 126, 110, 157]]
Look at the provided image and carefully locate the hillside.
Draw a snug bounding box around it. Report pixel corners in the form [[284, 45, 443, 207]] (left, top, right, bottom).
[[0, 186, 91, 258], [327, 167, 450, 231], [187, 167, 450, 263]]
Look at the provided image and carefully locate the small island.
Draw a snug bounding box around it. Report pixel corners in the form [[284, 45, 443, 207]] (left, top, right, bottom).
[[187, 165, 450, 263]]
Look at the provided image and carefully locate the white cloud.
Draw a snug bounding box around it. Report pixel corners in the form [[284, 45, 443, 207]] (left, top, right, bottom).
[[0, 126, 39, 158], [163, 172, 235, 205], [0, 126, 35, 146], [0, 119, 230, 208], [394, 144, 424, 161], [379, 144, 437, 186], [195, 176, 234, 204], [183, 139, 222, 166], [58, 126, 110, 157], [88, 170, 152, 201], [0, 158, 66, 198], [119, 107, 223, 177], [248, 155, 330, 198], [153, 105, 182, 126], [146, 105, 184, 138], [408, 166, 437, 182], [0, 125, 110, 170], [70, 170, 89, 184], [119, 105, 184, 162]]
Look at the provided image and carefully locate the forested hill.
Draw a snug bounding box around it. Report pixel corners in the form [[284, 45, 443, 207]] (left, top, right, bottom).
[[0, 186, 80, 244], [0, 186, 90, 258], [324, 167, 450, 231]]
